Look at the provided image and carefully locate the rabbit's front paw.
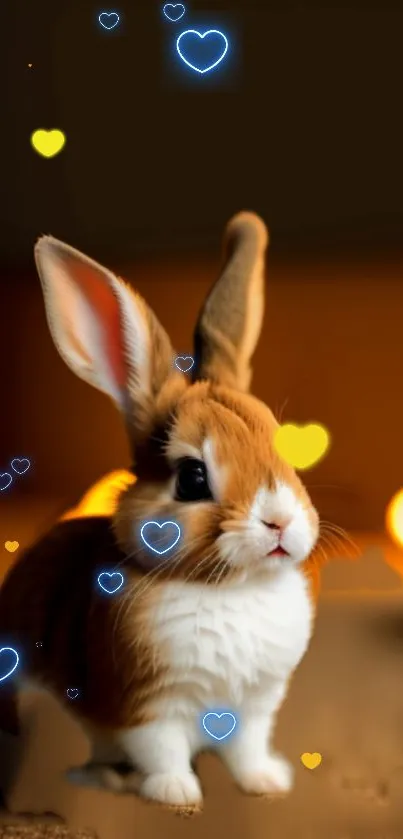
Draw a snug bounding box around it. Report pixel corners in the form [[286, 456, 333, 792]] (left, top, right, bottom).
[[235, 754, 294, 797], [139, 771, 203, 813]]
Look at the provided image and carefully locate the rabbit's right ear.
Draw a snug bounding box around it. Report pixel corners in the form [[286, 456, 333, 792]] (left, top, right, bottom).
[[34, 237, 185, 441]]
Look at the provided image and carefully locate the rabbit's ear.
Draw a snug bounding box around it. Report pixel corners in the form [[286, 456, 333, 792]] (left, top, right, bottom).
[[193, 212, 269, 392], [35, 236, 184, 439]]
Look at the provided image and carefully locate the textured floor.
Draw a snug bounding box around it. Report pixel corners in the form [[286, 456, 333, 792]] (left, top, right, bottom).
[[0, 828, 96, 839]]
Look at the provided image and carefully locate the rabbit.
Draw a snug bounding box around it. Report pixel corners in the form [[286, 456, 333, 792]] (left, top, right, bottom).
[[0, 211, 321, 814]]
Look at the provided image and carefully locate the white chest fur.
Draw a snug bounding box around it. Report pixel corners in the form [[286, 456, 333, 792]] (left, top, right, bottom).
[[150, 567, 313, 709]]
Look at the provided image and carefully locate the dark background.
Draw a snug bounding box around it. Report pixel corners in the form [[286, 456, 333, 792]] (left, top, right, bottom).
[[3, 0, 403, 267], [1, 0, 403, 532]]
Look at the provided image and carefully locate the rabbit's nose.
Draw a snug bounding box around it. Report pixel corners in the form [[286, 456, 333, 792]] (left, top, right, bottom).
[[261, 516, 292, 533]]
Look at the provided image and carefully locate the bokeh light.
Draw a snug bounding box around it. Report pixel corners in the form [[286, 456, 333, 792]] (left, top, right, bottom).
[[386, 489, 403, 549]]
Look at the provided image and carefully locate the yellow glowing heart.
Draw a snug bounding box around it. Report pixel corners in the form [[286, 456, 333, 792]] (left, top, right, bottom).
[[4, 541, 19, 553], [301, 752, 322, 770], [274, 423, 330, 470], [31, 129, 66, 158], [386, 489, 403, 549]]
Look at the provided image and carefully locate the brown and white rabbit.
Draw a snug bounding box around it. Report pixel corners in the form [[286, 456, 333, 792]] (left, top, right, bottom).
[[0, 212, 320, 813]]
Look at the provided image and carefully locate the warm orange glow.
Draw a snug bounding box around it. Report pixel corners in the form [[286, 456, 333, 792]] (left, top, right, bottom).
[[61, 470, 135, 521], [386, 489, 403, 549]]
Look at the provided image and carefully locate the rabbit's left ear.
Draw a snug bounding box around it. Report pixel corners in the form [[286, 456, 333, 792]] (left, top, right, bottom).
[[193, 211, 269, 392], [34, 236, 185, 440]]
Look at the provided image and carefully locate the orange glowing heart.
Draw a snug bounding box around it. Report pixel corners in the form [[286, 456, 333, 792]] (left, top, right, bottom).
[[5, 541, 19, 553]]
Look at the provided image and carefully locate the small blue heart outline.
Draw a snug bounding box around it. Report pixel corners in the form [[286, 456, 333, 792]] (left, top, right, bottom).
[[163, 3, 186, 22], [202, 711, 237, 741], [0, 647, 20, 683], [66, 688, 79, 700], [174, 355, 195, 373], [97, 571, 124, 594], [176, 29, 229, 75], [0, 473, 13, 492], [140, 520, 181, 556], [10, 457, 31, 475], [98, 11, 120, 30]]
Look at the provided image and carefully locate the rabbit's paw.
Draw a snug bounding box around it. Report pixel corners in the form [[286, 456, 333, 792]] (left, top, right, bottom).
[[235, 755, 294, 797], [139, 771, 203, 813]]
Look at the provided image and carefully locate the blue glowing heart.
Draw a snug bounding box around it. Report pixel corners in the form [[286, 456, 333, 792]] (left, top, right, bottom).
[[98, 11, 120, 30], [0, 647, 19, 683], [163, 3, 186, 22], [97, 571, 124, 594], [202, 711, 237, 741], [176, 29, 229, 75], [174, 355, 194, 373], [67, 688, 79, 700], [0, 473, 13, 491], [11, 457, 31, 475], [140, 520, 181, 555]]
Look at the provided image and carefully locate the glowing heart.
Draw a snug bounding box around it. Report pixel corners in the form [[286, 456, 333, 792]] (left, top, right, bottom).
[[31, 129, 65, 158], [97, 571, 124, 594], [301, 752, 322, 770], [67, 688, 79, 700], [274, 423, 330, 470], [163, 3, 185, 21], [0, 473, 12, 491], [5, 541, 19, 553], [140, 520, 181, 555], [98, 11, 120, 30], [176, 29, 229, 74], [174, 355, 194, 373], [202, 711, 237, 741], [0, 647, 19, 683], [11, 457, 31, 475]]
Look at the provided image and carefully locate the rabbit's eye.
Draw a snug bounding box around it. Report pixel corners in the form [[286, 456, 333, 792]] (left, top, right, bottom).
[[175, 458, 213, 502]]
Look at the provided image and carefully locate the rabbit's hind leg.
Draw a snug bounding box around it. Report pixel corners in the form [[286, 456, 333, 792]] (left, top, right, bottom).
[[65, 732, 137, 794], [0, 684, 24, 804]]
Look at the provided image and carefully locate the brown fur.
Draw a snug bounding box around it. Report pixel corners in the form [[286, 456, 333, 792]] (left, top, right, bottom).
[[0, 517, 169, 730]]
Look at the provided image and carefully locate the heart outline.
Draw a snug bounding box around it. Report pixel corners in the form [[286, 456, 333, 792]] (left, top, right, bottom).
[[98, 11, 120, 30], [66, 688, 79, 700], [97, 571, 124, 594], [163, 3, 186, 22], [176, 29, 229, 75], [0, 647, 19, 683], [202, 711, 237, 741], [174, 355, 195, 373], [140, 520, 181, 555], [11, 457, 31, 475], [0, 473, 13, 492]]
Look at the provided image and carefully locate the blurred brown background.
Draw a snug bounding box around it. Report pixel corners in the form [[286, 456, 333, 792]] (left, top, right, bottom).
[[1, 0, 403, 529]]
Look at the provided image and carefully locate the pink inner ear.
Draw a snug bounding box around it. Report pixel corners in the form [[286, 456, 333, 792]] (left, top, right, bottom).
[[72, 258, 127, 389]]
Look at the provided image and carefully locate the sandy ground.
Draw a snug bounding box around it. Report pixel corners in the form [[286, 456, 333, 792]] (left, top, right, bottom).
[[2, 498, 403, 839]]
